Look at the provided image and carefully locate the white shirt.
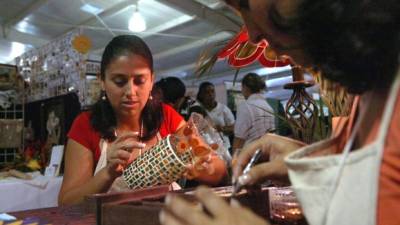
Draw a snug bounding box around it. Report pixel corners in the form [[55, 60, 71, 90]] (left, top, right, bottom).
[[205, 102, 235, 149], [234, 93, 275, 146]]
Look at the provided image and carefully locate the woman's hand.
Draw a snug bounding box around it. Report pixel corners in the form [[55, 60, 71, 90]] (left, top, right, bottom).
[[106, 131, 145, 177], [160, 186, 269, 225], [184, 153, 227, 185], [232, 134, 306, 187], [184, 154, 212, 179]]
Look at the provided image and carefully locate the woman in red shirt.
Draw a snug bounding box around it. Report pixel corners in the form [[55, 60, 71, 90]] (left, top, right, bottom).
[[58, 35, 226, 205]]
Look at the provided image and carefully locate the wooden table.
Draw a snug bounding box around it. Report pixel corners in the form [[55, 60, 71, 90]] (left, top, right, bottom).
[[9, 185, 306, 225], [10, 205, 95, 225], [0, 174, 63, 212]]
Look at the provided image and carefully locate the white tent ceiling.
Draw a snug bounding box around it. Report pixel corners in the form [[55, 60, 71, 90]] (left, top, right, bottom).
[[0, 0, 308, 100]]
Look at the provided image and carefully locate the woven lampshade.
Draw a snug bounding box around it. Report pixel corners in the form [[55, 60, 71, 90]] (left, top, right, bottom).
[[284, 66, 319, 144]]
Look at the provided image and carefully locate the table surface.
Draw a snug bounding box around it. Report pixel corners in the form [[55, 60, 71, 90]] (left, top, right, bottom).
[[10, 205, 95, 225], [0, 174, 63, 212]]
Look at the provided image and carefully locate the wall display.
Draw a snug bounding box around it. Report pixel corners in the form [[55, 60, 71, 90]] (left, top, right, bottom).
[[18, 93, 80, 165], [0, 119, 23, 148], [0, 64, 18, 90], [15, 31, 87, 104], [85, 60, 100, 75], [82, 60, 101, 107], [0, 64, 24, 166], [1, 31, 91, 165], [84, 78, 101, 107]]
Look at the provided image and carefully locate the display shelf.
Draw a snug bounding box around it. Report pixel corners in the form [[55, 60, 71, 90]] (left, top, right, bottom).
[[0, 103, 24, 166], [0, 64, 24, 166]]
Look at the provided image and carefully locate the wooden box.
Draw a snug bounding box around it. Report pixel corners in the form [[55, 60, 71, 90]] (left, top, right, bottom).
[[85, 185, 270, 225]]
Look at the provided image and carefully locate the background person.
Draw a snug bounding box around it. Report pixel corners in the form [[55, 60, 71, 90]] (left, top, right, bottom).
[[154, 76, 203, 121], [154, 76, 186, 112], [155, 76, 229, 187], [196, 82, 235, 152], [232, 73, 275, 153]]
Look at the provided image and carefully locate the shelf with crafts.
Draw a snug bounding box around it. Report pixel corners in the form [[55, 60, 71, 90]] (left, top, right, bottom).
[[82, 59, 101, 109], [0, 64, 25, 168], [16, 31, 86, 105]]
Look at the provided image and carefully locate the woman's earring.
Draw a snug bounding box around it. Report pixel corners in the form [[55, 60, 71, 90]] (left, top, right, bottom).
[[101, 91, 107, 101], [149, 95, 153, 100]]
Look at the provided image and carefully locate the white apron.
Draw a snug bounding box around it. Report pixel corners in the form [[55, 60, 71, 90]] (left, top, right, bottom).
[[285, 71, 400, 225]]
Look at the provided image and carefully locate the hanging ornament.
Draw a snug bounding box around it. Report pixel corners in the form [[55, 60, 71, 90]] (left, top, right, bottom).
[[217, 26, 291, 68], [72, 35, 92, 54], [284, 66, 318, 144]]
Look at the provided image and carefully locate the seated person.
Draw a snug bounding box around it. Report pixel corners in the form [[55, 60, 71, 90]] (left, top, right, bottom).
[[58, 35, 226, 205]]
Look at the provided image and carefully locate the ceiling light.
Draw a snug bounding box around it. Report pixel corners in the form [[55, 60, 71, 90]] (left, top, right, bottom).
[[128, 4, 146, 32]]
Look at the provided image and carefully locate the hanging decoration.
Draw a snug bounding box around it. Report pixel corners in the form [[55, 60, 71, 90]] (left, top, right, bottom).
[[284, 66, 318, 144], [217, 26, 291, 68], [195, 26, 291, 80], [72, 34, 92, 54]]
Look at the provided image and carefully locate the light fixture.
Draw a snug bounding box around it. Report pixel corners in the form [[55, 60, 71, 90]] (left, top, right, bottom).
[[128, 3, 146, 32]]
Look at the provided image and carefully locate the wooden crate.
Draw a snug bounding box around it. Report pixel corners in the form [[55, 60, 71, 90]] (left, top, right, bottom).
[[84, 185, 270, 225]]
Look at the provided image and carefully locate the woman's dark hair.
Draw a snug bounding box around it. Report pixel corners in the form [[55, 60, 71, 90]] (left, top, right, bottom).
[[196, 82, 214, 104], [268, 0, 400, 94], [242, 72, 266, 93], [188, 105, 208, 119], [154, 77, 186, 104], [90, 35, 163, 141]]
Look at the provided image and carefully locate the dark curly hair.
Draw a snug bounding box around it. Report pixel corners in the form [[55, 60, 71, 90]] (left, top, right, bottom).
[[242, 72, 266, 94], [154, 77, 186, 105], [196, 82, 214, 105], [90, 35, 163, 141], [268, 0, 400, 94]]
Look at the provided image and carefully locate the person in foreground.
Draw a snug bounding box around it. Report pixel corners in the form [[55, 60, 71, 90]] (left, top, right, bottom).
[[59, 35, 226, 205], [160, 0, 400, 225]]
